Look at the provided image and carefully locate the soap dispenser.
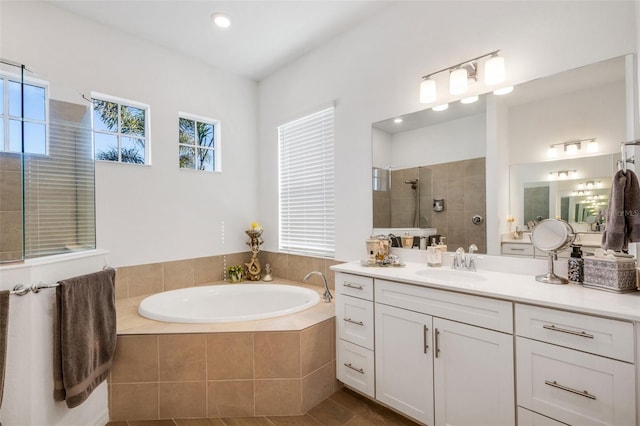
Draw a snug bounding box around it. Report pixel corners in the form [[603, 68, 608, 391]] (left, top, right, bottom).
[[568, 245, 584, 283], [437, 236, 447, 253], [427, 240, 442, 267]]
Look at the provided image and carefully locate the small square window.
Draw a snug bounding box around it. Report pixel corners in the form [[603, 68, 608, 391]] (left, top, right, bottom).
[[1, 76, 48, 155], [92, 94, 150, 164], [178, 114, 220, 172]]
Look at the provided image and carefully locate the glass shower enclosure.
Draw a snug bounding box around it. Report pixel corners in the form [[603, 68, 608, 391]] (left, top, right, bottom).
[[0, 58, 96, 263]]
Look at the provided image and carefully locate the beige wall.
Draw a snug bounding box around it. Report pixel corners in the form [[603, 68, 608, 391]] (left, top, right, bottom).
[[0, 153, 22, 262], [114, 251, 344, 300]]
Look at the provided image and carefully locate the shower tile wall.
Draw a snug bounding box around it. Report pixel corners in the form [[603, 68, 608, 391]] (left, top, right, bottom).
[[0, 153, 23, 262], [430, 158, 486, 253], [390, 168, 420, 228]]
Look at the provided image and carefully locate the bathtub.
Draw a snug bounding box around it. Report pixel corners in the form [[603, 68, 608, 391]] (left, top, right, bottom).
[[138, 283, 321, 323]]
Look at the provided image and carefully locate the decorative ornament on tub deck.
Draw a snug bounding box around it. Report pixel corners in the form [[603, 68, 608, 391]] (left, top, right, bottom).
[[245, 222, 264, 281]]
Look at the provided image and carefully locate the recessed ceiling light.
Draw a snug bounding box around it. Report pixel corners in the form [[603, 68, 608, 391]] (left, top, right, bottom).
[[393, 118, 403, 124], [211, 12, 231, 29], [432, 103, 449, 112]]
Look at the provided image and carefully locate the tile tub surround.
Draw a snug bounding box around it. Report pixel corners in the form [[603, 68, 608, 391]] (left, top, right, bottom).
[[110, 278, 337, 421], [109, 318, 337, 421], [114, 251, 343, 300]]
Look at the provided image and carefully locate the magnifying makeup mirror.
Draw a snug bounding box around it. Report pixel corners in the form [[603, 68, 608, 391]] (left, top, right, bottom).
[[531, 219, 576, 284]]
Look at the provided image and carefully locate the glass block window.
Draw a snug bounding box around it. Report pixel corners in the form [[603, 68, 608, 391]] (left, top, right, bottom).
[[92, 94, 149, 164], [178, 113, 220, 172]]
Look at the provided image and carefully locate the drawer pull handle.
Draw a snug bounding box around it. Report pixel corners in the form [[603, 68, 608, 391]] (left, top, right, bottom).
[[344, 317, 364, 326], [435, 328, 440, 358], [510, 248, 526, 251], [545, 380, 596, 400], [423, 325, 429, 354], [344, 363, 365, 374], [543, 324, 594, 339], [343, 282, 363, 290]]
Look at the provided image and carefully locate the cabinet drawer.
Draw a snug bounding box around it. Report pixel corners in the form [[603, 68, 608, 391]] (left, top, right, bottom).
[[375, 279, 512, 333], [336, 294, 374, 350], [335, 272, 374, 300], [515, 304, 634, 362], [516, 337, 635, 426], [337, 339, 375, 398], [502, 243, 534, 257], [517, 407, 568, 425]]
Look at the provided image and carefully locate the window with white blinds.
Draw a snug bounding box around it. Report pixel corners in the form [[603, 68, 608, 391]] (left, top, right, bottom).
[[278, 106, 335, 258]]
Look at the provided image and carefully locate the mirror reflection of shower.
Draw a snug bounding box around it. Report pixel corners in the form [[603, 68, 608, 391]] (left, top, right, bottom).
[[404, 178, 420, 228]]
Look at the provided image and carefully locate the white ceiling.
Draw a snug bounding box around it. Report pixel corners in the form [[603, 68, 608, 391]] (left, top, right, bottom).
[[47, 0, 391, 81]]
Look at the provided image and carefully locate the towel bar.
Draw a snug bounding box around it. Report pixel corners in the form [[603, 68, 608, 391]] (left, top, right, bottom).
[[8, 266, 114, 296]]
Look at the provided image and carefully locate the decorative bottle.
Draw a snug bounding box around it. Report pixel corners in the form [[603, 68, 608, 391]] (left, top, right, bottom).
[[568, 245, 584, 284]]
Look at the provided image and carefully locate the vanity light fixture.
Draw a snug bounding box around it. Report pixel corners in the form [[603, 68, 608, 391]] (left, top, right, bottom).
[[432, 103, 449, 112], [546, 138, 597, 158], [419, 50, 505, 103], [549, 169, 577, 180]]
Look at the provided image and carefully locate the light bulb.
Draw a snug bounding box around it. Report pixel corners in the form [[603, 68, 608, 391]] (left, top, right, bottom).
[[449, 68, 468, 95], [566, 143, 578, 155], [484, 55, 505, 85], [393, 118, 403, 124], [432, 103, 449, 112], [461, 95, 478, 104], [587, 139, 599, 153], [420, 78, 437, 104], [547, 146, 558, 158]]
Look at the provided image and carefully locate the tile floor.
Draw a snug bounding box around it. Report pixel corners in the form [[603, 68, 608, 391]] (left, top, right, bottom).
[[106, 387, 420, 426]]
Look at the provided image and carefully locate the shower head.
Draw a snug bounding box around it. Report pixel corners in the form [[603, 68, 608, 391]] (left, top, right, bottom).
[[404, 179, 419, 190]]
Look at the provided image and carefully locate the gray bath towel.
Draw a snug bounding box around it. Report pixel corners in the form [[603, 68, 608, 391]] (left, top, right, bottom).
[[602, 169, 640, 251], [0, 290, 9, 414], [53, 268, 116, 408]]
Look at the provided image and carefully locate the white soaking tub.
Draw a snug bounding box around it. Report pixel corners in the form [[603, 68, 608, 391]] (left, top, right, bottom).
[[138, 283, 321, 323]]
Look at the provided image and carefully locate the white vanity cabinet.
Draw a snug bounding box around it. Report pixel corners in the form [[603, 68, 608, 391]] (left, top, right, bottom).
[[373, 278, 515, 426], [515, 304, 636, 426], [335, 272, 375, 397]]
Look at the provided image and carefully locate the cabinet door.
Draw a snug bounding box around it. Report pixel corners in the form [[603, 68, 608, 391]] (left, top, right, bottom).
[[375, 303, 434, 426], [433, 318, 515, 426]]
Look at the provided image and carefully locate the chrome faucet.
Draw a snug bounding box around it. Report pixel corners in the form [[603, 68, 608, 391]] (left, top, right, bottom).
[[452, 247, 465, 270], [303, 271, 333, 303], [466, 244, 478, 271], [452, 244, 478, 271]]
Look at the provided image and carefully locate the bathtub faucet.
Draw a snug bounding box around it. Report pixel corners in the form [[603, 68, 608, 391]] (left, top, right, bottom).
[[303, 271, 333, 303]]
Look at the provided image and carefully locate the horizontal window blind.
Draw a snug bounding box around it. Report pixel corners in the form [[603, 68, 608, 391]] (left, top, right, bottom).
[[278, 106, 335, 257]]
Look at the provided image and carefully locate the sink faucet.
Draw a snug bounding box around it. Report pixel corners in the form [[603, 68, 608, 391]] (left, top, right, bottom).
[[452, 244, 478, 271], [303, 271, 333, 303], [466, 244, 478, 271], [452, 247, 465, 270]]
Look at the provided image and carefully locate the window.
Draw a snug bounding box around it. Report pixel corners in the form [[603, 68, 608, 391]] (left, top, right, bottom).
[[278, 106, 335, 257], [0, 75, 48, 155], [92, 93, 149, 164], [178, 113, 220, 171]]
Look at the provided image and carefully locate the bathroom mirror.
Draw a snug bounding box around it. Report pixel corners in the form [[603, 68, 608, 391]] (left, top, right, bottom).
[[372, 99, 487, 252], [371, 54, 630, 256]]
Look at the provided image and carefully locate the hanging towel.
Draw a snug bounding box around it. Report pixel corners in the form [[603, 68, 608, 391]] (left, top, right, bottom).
[[0, 290, 9, 414], [53, 268, 116, 408], [602, 169, 640, 251]]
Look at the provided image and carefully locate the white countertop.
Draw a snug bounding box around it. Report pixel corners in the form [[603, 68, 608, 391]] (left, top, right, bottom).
[[331, 261, 640, 322]]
